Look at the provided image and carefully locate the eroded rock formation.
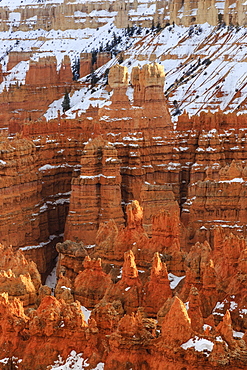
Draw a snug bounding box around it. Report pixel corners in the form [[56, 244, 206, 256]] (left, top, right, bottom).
[[0, 15, 247, 367], [0, 245, 41, 307], [74, 256, 112, 308], [65, 136, 124, 245]]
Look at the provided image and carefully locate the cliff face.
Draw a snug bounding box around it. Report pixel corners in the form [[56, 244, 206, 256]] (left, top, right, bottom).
[[1, 20, 246, 271], [182, 156, 247, 246], [0, 136, 41, 248], [0, 61, 177, 274], [65, 136, 124, 245], [0, 0, 246, 34], [64, 63, 179, 244], [0, 133, 73, 276], [74, 256, 113, 308], [2, 53, 111, 133]]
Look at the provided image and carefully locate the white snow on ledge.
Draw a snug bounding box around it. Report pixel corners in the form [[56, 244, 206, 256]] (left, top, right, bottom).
[[219, 178, 245, 183], [0, 0, 64, 11], [0, 61, 30, 93], [0, 357, 22, 365], [181, 336, 214, 355], [50, 351, 104, 369], [20, 233, 62, 251], [168, 273, 185, 289], [233, 330, 244, 338], [80, 174, 116, 179], [81, 306, 91, 324]]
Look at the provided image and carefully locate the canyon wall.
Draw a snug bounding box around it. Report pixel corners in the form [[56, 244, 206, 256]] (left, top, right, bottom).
[[0, 5, 247, 365], [0, 0, 246, 33], [1, 61, 247, 276], [1, 52, 111, 132]]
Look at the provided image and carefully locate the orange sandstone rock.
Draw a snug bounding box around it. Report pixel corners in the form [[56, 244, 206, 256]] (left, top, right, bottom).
[[216, 310, 237, 349], [160, 296, 193, 346], [0, 293, 29, 354], [91, 299, 124, 334], [56, 240, 87, 280], [20, 295, 98, 370], [213, 228, 247, 290], [65, 136, 124, 245], [0, 270, 37, 307], [200, 260, 218, 317], [55, 274, 74, 304], [0, 244, 41, 290], [94, 200, 149, 262], [113, 201, 149, 261], [143, 252, 172, 317], [104, 250, 142, 314], [0, 245, 41, 307], [188, 286, 204, 332], [180, 240, 212, 302], [140, 183, 180, 237], [108, 64, 128, 89], [74, 256, 112, 309], [131, 63, 166, 106]]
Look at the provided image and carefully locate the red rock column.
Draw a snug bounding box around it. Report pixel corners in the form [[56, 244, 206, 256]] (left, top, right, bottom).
[[65, 136, 124, 244], [143, 252, 172, 316]]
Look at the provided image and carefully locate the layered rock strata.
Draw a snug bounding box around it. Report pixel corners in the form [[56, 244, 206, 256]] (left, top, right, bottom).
[[2, 52, 111, 133], [64, 63, 180, 244], [56, 240, 87, 281], [0, 136, 41, 248], [183, 159, 247, 245], [3, 61, 247, 279], [0, 244, 40, 307], [0, 133, 78, 275], [0, 0, 246, 34], [65, 136, 124, 244], [74, 256, 112, 308]]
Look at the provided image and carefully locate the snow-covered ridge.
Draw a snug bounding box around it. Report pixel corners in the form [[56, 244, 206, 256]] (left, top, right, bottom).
[[0, 8, 246, 123], [0, 0, 246, 31], [43, 23, 247, 121]]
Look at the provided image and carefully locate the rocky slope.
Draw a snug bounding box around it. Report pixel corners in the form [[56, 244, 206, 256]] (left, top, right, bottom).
[[1, 208, 247, 369]]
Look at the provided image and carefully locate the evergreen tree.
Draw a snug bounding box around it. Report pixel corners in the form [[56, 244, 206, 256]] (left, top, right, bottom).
[[104, 68, 110, 84], [156, 21, 161, 31], [91, 50, 98, 66], [62, 92, 71, 112], [72, 58, 80, 81], [118, 54, 124, 64], [91, 72, 99, 87], [113, 32, 117, 45], [136, 25, 142, 35]]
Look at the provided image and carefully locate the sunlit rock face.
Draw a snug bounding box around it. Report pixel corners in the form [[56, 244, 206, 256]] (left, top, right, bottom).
[[65, 136, 124, 245]]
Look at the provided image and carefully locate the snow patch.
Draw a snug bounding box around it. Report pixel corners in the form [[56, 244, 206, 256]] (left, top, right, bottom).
[[168, 273, 185, 289], [45, 263, 58, 294], [181, 336, 214, 355], [81, 306, 91, 324]]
